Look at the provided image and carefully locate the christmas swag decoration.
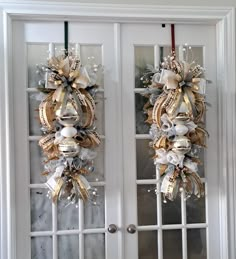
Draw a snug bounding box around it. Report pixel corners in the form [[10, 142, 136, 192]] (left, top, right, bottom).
[[141, 52, 208, 202], [38, 51, 102, 205]]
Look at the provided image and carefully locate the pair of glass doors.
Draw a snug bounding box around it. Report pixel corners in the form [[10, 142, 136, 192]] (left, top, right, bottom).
[[12, 21, 219, 259]]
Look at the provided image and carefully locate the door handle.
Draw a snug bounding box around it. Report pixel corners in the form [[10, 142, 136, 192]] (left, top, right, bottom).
[[107, 224, 118, 233], [127, 224, 136, 234]]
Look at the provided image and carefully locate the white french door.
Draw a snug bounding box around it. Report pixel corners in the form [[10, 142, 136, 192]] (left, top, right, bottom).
[[12, 20, 219, 259], [13, 21, 123, 259], [121, 23, 219, 259]]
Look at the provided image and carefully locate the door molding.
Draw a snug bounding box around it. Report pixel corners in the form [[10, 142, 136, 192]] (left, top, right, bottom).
[[0, 3, 235, 259]]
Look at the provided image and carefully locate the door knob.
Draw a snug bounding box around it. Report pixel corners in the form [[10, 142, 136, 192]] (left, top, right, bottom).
[[107, 224, 118, 233], [127, 224, 136, 234]]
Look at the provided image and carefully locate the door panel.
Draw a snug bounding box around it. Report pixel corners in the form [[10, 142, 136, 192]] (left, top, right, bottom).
[[13, 21, 121, 259], [121, 23, 219, 259]]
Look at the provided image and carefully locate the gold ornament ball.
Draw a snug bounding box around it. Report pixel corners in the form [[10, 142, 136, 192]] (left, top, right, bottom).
[[172, 136, 191, 155], [58, 137, 80, 157], [56, 100, 80, 126]]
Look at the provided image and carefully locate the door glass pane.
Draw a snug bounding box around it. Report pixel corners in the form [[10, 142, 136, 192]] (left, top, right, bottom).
[[162, 195, 181, 225], [187, 185, 206, 224], [80, 45, 104, 88], [95, 92, 105, 136], [31, 188, 52, 231], [58, 235, 79, 259], [31, 236, 52, 259], [54, 43, 74, 56], [136, 139, 155, 180], [28, 92, 44, 136], [30, 141, 45, 184], [135, 46, 154, 88], [189, 46, 203, 66], [135, 93, 150, 134], [159, 46, 179, 63], [163, 230, 182, 259], [85, 140, 105, 182], [137, 185, 157, 226], [138, 231, 158, 259], [57, 200, 79, 230], [187, 229, 206, 259], [84, 234, 105, 259], [27, 43, 48, 88], [84, 187, 105, 228], [198, 149, 205, 178]]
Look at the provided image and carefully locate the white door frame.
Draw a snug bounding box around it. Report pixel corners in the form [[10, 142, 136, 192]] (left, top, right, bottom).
[[0, 3, 235, 259]]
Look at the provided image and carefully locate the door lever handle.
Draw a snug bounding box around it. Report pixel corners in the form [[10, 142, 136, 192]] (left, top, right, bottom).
[[127, 224, 136, 234], [107, 224, 118, 233]]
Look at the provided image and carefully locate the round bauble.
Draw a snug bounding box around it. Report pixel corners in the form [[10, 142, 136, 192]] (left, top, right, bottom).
[[58, 138, 80, 157], [172, 136, 191, 155], [61, 126, 77, 138], [56, 100, 80, 126], [175, 124, 188, 135], [173, 113, 190, 124]]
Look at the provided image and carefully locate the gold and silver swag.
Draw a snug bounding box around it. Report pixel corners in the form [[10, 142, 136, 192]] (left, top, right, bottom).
[[141, 54, 207, 202], [38, 53, 101, 204]]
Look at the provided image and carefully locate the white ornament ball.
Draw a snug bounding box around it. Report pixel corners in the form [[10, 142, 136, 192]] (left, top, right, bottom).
[[61, 126, 77, 138], [175, 124, 188, 136]]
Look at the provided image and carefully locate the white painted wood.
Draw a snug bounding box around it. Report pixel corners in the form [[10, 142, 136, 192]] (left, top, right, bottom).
[[216, 9, 236, 259], [30, 228, 107, 236], [0, 3, 235, 259], [0, 9, 7, 259], [136, 223, 208, 231], [12, 20, 31, 259], [181, 191, 187, 259], [52, 203, 58, 259], [113, 22, 125, 259], [79, 200, 84, 259], [0, 2, 231, 24]]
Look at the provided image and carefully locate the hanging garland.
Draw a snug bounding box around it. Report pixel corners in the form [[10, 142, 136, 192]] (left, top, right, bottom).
[[141, 49, 208, 202], [37, 50, 102, 205]]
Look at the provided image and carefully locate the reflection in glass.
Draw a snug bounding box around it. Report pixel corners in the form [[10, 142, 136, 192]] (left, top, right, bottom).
[[57, 200, 79, 230], [162, 195, 181, 225], [31, 188, 52, 232], [187, 229, 206, 259], [31, 236, 52, 259], [84, 187, 105, 229], [80, 45, 104, 88], [137, 185, 157, 226], [54, 43, 74, 57], [163, 230, 182, 259], [136, 139, 155, 180], [95, 92, 105, 136], [138, 231, 158, 259], [84, 234, 105, 259], [160, 46, 202, 66], [198, 149, 205, 178], [159, 46, 179, 63], [188, 46, 203, 66], [80, 45, 102, 66], [28, 92, 44, 136], [135, 94, 150, 134], [27, 44, 48, 88], [135, 46, 154, 89], [86, 140, 105, 182], [30, 141, 45, 184], [187, 186, 206, 224], [58, 235, 79, 259]]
